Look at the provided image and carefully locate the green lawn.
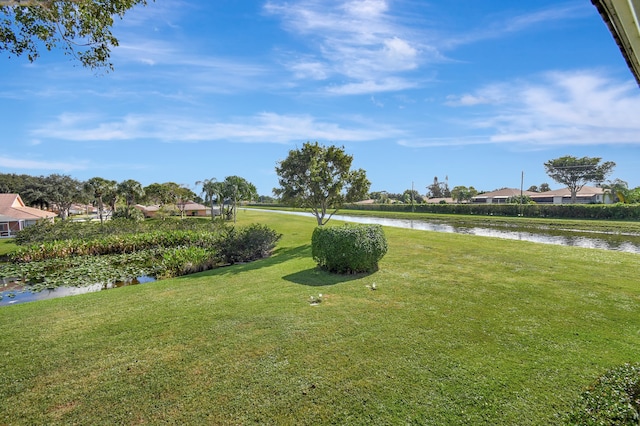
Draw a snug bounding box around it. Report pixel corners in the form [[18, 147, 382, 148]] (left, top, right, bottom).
[[1, 210, 639, 425], [0, 238, 17, 258]]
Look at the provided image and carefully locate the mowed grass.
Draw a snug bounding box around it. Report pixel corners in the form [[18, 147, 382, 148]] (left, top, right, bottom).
[[0, 238, 17, 257], [1, 210, 639, 425]]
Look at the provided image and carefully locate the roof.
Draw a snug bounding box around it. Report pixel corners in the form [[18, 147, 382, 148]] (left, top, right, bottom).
[[183, 201, 209, 211], [135, 202, 212, 212], [473, 188, 537, 199], [529, 185, 605, 198], [0, 193, 57, 221], [425, 197, 454, 204], [592, 0, 640, 86]]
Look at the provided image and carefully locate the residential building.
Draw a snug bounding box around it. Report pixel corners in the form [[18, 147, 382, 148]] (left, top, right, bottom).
[[472, 188, 537, 204], [470, 186, 610, 205], [0, 193, 56, 237], [134, 202, 219, 218], [528, 186, 610, 205]]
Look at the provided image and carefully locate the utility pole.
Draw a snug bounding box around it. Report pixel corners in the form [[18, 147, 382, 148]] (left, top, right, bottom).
[[520, 171, 524, 217], [411, 181, 415, 212]]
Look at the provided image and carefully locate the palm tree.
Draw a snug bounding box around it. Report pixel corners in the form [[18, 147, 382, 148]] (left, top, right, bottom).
[[196, 178, 223, 221], [222, 176, 258, 221], [117, 179, 145, 217], [601, 179, 629, 203], [85, 177, 117, 224]]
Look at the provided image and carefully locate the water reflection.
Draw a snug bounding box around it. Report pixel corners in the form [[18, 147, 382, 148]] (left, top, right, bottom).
[[251, 209, 640, 254], [0, 276, 155, 307]]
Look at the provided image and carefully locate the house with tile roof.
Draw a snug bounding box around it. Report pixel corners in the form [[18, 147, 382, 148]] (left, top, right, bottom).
[[527, 186, 610, 205], [134, 201, 219, 218], [472, 188, 537, 204], [0, 193, 56, 237], [470, 186, 610, 205]]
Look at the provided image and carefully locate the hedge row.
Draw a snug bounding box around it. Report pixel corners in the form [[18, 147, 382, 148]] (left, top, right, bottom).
[[14, 217, 221, 245], [343, 203, 640, 220], [11, 230, 222, 263]]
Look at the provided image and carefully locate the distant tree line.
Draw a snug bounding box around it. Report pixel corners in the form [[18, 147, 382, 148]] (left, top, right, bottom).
[[0, 172, 261, 222]]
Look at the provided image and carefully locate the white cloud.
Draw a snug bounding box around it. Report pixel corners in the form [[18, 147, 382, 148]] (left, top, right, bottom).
[[31, 112, 402, 144], [342, 0, 388, 17], [446, 70, 640, 146], [441, 3, 591, 49], [445, 84, 510, 106], [326, 77, 417, 95], [289, 60, 330, 80], [265, 0, 425, 94], [382, 37, 418, 71], [398, 136, 491, 148], [0, 156, 88, 171]]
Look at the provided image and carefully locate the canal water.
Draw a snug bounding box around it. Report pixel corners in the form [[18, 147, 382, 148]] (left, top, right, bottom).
[[252, 209, 640, 254], [1, 276, 155, 307]]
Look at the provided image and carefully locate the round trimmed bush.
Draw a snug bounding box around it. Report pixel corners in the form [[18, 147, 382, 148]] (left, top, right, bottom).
[[311, 224, 387, 274], [565, 363, 640, 425]]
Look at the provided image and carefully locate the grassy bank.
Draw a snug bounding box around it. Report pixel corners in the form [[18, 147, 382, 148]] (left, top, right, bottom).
[[0, 238, 17, 258], [250, 205, 640, 235], [1, 210, 639, 424]]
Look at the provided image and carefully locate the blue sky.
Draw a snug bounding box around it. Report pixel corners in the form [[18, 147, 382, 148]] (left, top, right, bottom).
[[2, 0, 640, 197]]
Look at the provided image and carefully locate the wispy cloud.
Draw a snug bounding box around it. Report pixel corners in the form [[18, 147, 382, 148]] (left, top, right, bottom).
[[398, 136, 491, 148], [0, 156, 88, 171], [440, 70, 640, 147], [264, 1, 592, 95], [31, 112, 403, 144], [265, 0, 426, 94], [441, 2, 591, 49]]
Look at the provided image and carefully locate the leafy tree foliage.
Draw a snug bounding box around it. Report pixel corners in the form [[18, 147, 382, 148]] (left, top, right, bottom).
[[451, 186, 478, 203], [528, 183, 552, 193], [274, 142, 370, 225], [163, 182, 196, 219], [0, 172, 85, 214], [19, 175, 49, 209], [220, 176, 258, 221], [506, 195, 533, 205], [116, 179, 144, 218], [196, 178, 222, 221], [257, 194, 276, 203], [426, 176, 451, 199], [85, 176, 117, 224], [0, 173, 41, 206], [544, 156, 615, 203], [143, 182, 171, 206], [45, 174, 84, 219], [197, 176, 257, 221], [370, 191, 403, 204], [402, 189, 424, 205], [0, 0, 150, 70]]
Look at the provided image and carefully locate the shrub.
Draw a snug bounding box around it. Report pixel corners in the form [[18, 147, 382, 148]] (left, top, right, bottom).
[[10, 230, 221, 262], [158, 247, 218, 279], [111, 208, 145, 222], [216, 224, 282, 265], [565, 363, 640, 425], [312, 224, 387, 274]]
